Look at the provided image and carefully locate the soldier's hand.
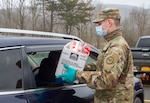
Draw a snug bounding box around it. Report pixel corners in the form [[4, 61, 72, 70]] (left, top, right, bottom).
[[56, 64, 77, 83]]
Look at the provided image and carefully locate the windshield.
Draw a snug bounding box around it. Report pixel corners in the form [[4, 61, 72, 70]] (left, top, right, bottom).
[[136, 37, 150, 47]]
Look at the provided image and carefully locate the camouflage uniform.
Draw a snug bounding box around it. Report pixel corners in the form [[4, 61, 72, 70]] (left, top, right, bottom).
[[76, 8, 134, 103]]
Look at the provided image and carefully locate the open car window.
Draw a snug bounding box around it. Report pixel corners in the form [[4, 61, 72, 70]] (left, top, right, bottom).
[[27, 48, 98, 87], [86, 51, 98, 64], [28, 51, 50, 68]]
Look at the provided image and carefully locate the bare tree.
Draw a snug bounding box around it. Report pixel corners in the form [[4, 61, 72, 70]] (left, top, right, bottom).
[[19, 0, 27, 29], [45, 0, 60, 32], [122, 7, 150, 47], [9, 0, 29, 30], [130, 7, 149, 36], [122, 17, 137, 47], [0, 0, 13, 28], [41, 0, 46, 30], [29, 0, 40, 30]]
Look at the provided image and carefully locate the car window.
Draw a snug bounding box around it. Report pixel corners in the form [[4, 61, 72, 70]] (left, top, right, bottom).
[[29, 51, 98, 68], [0, 47, 22, 91], [28, 51, 49, 68], [86, 51, 98, 64], [28, 50, 62, 87], [137, 37, 150, 47], [28, 50, 98, 87]]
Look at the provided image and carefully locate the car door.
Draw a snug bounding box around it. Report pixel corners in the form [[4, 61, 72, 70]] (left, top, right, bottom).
[[0, 46, 27, 103], [24, 44, 75, 103], [24, 44, 98, 103]]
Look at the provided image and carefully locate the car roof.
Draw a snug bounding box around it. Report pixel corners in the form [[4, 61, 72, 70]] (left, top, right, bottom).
[[0, 37, 70, 48], [0, 28, 99, 52], [0, 36, 100, 53], [0, 28, 83, 41], [139, 36, 150, 39]]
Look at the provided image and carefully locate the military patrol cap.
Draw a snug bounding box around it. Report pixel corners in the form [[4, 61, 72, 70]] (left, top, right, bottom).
[[93, 8, 121, 23]]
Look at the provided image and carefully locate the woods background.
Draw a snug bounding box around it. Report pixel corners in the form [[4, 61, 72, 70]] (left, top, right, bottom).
[[0, 0, 150, 48]]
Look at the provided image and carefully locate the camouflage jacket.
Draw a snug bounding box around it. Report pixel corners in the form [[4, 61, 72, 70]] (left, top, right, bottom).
[[76, 29, 134, 103]]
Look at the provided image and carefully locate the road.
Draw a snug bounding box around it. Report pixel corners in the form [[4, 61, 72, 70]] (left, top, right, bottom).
[[144, 85, 150, 103]]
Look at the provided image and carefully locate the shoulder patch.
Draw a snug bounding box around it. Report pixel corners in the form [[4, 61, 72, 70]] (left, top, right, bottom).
[[103, 50, 119, 71], [106, 56, 114, 64]]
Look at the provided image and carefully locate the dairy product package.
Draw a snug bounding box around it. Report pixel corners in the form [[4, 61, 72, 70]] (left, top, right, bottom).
[[55, 40, 91, 76]]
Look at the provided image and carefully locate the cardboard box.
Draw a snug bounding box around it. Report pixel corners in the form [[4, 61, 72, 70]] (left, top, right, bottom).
[[55, 40, 90, 76]]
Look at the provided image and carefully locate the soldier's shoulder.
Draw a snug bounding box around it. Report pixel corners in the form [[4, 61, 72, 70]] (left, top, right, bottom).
[[111, 36, 129, 48]]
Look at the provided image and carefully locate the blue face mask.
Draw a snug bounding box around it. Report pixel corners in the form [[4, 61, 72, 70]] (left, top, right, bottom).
[[95, 26, 107, 37]]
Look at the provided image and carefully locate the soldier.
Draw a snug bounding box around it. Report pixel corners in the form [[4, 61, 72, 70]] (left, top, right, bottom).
[[57, 8, 134, 103]]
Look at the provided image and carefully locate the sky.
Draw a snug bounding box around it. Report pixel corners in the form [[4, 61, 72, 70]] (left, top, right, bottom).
[[94, 0, 150, 8], [0, 0, 150, 9]]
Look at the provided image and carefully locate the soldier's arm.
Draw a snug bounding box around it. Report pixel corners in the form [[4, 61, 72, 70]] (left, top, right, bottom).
[[76, 46, 126, 90], [84, 52, 102, 71], [84, 62, 97, 71]]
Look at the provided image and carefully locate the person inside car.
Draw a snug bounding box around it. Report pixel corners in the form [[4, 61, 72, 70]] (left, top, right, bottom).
[[37, 51, 63, 87]]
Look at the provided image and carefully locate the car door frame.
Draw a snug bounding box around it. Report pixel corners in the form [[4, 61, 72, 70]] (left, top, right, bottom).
[[0, 46, 28, 103]]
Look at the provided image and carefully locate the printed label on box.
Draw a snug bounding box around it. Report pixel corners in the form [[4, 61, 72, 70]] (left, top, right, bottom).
[[55, 40, 91, 76]]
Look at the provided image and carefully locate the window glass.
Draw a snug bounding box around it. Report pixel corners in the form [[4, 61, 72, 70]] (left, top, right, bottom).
[[138, 38, 150, 47], [0, 48, 22, 90]]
